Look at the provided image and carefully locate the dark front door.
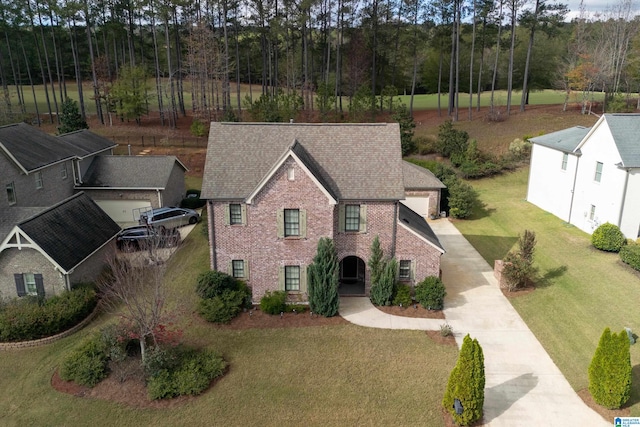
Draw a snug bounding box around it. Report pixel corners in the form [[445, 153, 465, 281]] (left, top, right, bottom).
[[339, 256, 365, 295]]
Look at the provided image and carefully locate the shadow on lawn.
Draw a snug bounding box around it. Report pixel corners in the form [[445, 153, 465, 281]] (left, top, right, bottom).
[[626, 364, 640, 408], [462, 235, 518, 261], [535, 265, 568, 289]]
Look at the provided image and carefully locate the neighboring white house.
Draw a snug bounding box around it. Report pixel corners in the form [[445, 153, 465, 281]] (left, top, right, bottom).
[[527, 114, 640, 238]]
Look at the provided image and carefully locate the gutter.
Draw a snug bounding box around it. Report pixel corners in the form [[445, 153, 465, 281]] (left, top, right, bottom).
[[616, 164, 630, 229], [567, 154, 581, 224]]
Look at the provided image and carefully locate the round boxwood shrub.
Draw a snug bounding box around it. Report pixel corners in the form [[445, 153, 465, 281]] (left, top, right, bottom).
[[260, 290, 287, 315], [591, 223, 626, 252], [195, 271, 239, 299], [620, 243, 640, 271], [392, 284, 413, 307], [415, 276, 447, 310], [59, 335, 109, 387]]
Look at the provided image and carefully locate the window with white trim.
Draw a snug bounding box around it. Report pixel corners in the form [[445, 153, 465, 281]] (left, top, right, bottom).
[[6, 182, 16, 205], [35, 171, 43, 189], [61, 163, 68, 179], [561, 153, 568, 171], [399, 260, 412, 280], [285, 266, 300, 291], [284, 209, 300, 237], [24, 273, 37, 296], [345, 205, 360, 232], [232, 260, 245, 279], [594, 162, 603, 182], [589, 205, 596, 221], [229, 204, 243, 225]]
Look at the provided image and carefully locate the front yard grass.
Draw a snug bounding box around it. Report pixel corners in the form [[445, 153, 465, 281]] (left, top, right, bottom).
[[453, 167, 640, 415], [0, 221, 458, 426]]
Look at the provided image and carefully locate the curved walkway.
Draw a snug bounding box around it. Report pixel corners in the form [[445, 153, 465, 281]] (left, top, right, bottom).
[[339, 219, 608, 426]]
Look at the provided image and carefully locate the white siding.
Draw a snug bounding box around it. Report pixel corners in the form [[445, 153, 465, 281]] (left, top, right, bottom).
[[620, 170, 640, 238], [400, 198, 430, 217], [526, 144, 577, 222], [569, 122, 626, 235]]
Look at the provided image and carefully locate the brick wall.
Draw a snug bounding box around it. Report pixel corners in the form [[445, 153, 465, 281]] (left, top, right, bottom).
[[395, 223, 442, 285], [0, 248, 67, 300], [70, 242, 115, 284], [212, 157, 335, 301]]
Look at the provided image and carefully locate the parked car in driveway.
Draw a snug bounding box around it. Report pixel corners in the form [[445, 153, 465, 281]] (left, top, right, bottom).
[[116, 226, 180, 251], [138, 207, 200, 229]]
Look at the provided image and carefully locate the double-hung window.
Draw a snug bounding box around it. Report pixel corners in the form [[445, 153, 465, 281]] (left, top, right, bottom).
[[594, 162, 603, 182], [35, 171, 43, 189], [232, 260, 245, 279], [561, 153, 568, 171], [285, 266, 300, 291], [6, 182, 16, 205], [589, 205, 596, 221], [345, 205, 360, 232], [284, 209, 300, 237], [399, 260, 412, 280], [229, 204, 243, 225]]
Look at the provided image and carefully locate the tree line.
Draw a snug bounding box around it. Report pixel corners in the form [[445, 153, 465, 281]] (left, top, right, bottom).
[[0, 0, 638, 127]]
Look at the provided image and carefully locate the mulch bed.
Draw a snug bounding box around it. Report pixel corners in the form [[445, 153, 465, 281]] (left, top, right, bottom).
[[577, 388, 630, 421], [376, 304, 445, 319]]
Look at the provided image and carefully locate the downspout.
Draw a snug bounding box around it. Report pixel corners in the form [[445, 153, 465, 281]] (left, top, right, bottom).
[[391, 201, 398, 257], [616, 165, 630, 229], [156, 189, 162, 207], [75, 160, 82, 184], [208, 200, 217, 270], [567, 154, 581, 224]]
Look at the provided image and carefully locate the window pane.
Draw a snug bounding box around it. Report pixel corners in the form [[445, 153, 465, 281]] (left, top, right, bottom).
[[232, 260, 244, 278], [561, 153, 568, 171], [6, 182, 16, 205], [35, 172, 43, 189], [24, 273, 37, 295], [595, 162, 603, 182], [230, 204, 242, 224], [345, 205, 360, 231], [62, 163, 68, 179], [590, 205, 596, 220], [285, 266, 300, 291], [399, 260, 411, 279], [284, 209, 299, 236]]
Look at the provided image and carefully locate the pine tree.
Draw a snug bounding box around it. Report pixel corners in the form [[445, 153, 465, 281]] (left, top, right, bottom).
[[588, 327, 632, 409], [57, 98, 88, 135], [443, 334, 485, 426], [307, 237, 340, 317]]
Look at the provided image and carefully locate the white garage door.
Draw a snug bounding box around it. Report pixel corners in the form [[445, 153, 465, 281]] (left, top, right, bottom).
[[95, 200, 152, 224], [400, 197, 430, 217]]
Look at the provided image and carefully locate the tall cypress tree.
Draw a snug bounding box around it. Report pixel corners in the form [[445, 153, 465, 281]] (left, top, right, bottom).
[[307, 237, 339, 317], [443, 334, 485, 426], [588, 327, 632, 409]]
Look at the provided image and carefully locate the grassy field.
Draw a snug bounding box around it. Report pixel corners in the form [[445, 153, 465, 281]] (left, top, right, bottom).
[[0, 220, 458, 426], [452, 168, 640, 415]]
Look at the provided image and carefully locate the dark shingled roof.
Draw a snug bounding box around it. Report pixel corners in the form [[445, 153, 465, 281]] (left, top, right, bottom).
[[18, 193, 120, 271], [0, 207, 48, 243], [602, 114, 640, 167], [0, 123, 77, 172], [402, 161, 446, 190], [202, 122, 405, 201], [529, 126, 590, 154], [398, 203, 445, 253], [57, 130, 117, 158], [80, 155, 187, 188]]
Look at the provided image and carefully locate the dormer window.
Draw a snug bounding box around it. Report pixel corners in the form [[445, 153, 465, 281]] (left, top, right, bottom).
[[287, 167, 295, 181]]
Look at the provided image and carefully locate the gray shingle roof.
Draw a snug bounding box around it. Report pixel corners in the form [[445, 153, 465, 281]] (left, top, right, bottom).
[[80, 155, 187, 188], [18, 193, 120, 271], [398, 203, 445, 252], [202, 122, 405, 201], [602, 114, 640, 167], [0, 123, 77, 173], [529, 126, 590, 153], [57, 130, 117, 158], [402, 161, 446, 190], [0, 207, 48, 244]]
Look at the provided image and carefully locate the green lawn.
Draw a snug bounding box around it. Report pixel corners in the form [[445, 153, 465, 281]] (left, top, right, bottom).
[[0, 221, 458, 426], [452, 167, 640, 415]]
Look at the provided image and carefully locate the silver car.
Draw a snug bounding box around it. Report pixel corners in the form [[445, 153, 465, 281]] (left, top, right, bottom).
[[139, 207, 200, 229]]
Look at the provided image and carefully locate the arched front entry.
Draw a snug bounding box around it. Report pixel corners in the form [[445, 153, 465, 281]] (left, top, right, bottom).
[[339, 256, 366, 295]]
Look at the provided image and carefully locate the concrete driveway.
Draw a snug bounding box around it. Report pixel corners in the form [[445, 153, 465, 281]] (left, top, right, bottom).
[[339, 218, 608, 426]]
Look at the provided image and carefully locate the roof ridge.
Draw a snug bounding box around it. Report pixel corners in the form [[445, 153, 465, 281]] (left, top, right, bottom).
[[19, 192, 86, 225]]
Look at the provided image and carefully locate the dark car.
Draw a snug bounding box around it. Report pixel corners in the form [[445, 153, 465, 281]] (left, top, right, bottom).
[[138, 207, 200, 229], [116, 226, 181, 252]]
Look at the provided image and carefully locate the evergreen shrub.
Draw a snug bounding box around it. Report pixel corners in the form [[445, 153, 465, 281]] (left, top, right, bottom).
[[370, 259, 397, 306], [588, 327, 632, 409], [260, 291, 287, 315], [392, 284, 413, 307], [415, 276, 446, 310], [620, 244, 640, 271], [59, 335, 109, 387], [591, 223, 626, 252], [307, 238, 340, 317]]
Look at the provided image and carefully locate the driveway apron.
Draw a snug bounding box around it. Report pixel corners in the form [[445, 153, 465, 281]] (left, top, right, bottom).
[[339, 219, 608, 426]]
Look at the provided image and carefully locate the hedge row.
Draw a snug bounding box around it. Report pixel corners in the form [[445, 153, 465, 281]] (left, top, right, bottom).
[[0, 285, 97, 342]]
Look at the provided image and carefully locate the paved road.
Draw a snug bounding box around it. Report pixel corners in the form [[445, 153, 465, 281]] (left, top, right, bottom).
[[339, 218, 608, 426]]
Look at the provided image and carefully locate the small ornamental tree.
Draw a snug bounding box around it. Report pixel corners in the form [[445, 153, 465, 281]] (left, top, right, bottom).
[[591, 223, 626, 252], [443, 334, 485, 426], [57, 98, 88, 134], [307, 237, 340, 317], [588, 327, 632, 409], [370, 258, 397, 306], [502, 230, 537, 291]]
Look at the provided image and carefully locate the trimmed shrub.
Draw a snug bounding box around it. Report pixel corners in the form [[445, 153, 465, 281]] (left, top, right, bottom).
[[260, 291, 287, 315], [443, 334, 485, 426], [591, 223, 626, 252], [370, 258, 397, 306], [147, 347, 226, 400], [59, 335, 109, 387], [285, 304, 307, 313], [0, 285, 97, 342], [198, 293, 241, 323], [392, 284, 413, 307], [195, 271, 238, 299], [415, 276, 446, 310], [588, 328, 631, 409], [620, 244, 640, 271], [307, 237, 340, 317], [437, 120, 469, 158], [444, 176, 479, 220]]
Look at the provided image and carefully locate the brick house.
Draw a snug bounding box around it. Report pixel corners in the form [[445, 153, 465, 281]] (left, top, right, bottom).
[[202, 122, 445, 301]]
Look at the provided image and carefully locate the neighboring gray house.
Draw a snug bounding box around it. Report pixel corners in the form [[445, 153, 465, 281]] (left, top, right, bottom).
[[78, 155, 188, 223], [58, 129, 117, 180], [401, 160, 446, 217]]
